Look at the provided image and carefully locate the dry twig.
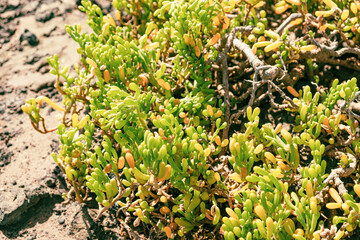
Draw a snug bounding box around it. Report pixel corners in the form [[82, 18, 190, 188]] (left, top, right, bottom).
[[316, 152, 357, 201]]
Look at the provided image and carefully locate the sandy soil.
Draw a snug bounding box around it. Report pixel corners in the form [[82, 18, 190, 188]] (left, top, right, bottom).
[[3, 1, 360, 240], [0, 1, 122, 239]]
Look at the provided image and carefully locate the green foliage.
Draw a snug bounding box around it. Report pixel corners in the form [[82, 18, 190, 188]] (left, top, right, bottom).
[[22, 0, 360, 239]]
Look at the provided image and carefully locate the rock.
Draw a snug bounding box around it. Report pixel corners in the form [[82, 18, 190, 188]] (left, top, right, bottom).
[[21, 1, 40, 14], [8, 0, 21, 9], [58, 218, 65, 225], [44, 176, 56, 188], [25, 55, 41, 65], [0, 0, 20, 12], [6, 96, 24, 114], [29, 79, 55, 92], [0, 10, 17, 21], [0, 105, 5, 115], [0, 185, 49, 225], [0, 145, 13, 167], [43, 26, 57, 37], [36, 10, 55, 23], [0, 21, 16, 45], [20, 87, 27, 94], [36, 59, 50, 74], [19, 229, 29, 236], [61, 0, 77, 13], [19, 29, 39, 46]]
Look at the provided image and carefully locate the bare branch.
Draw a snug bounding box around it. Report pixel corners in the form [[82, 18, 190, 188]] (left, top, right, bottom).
[[275, 13, 303, 34], [216, 26, 255, 62], [316, 152, 357, 201], [267, 80, 298, 108], [248, 65, 274, 106], [221, 56, 230, 140], [310, 37, 338, 51]]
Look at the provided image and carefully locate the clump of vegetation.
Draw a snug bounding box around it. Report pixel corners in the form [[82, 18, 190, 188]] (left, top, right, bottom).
[[22, 0, 360, 239]]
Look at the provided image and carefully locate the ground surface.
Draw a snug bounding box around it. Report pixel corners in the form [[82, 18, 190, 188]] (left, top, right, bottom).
[[0, 1, 124, 239], [2, 1, 360, 240]]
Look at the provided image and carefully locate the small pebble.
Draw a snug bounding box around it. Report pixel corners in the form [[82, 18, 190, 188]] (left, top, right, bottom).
[[36, 11, 54, 23], [58, 218, 65, 224], [20, 29, 39, 46], [45, 177, 56, 188]]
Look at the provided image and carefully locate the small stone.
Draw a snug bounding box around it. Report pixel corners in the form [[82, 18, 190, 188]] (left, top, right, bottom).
[[36, 11, 55, 23], [58, 218, 65, 224], [8, 0, 21, 9], [20, 229, 28, 236], [21, 1, 39, 14], [29, 79, 55, 92], [45, 177, 56, 188], [27, 233, 36, 240], [20, 29, 39, 47], [25, 55, 41, 65]]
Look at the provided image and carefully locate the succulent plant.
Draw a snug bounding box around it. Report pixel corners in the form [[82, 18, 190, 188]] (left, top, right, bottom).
[[22, 0, 360, 239]]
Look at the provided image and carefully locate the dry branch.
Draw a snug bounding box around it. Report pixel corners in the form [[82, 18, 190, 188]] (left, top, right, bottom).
[[316, 152, 357, 201]]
